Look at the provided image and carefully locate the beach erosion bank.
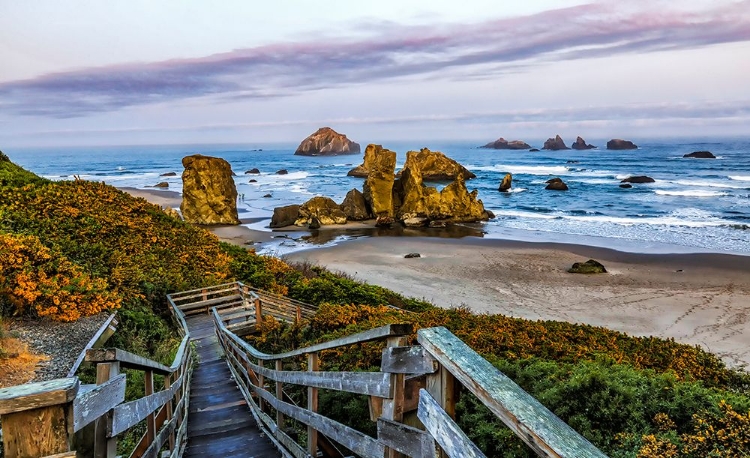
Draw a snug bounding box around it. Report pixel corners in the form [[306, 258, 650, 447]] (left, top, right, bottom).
[[123, 186, 750, 370]]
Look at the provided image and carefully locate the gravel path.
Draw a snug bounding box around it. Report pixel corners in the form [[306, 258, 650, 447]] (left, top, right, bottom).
[[8, 313, 112, 382]]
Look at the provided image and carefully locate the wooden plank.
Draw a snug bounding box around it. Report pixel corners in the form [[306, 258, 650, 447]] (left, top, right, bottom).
[[2, 404, 75, 458], [382, 346, 437, 374], [0, 378, 79, 415], [42, 452, 77, 458], [404, 374, 427, 414], [110, 375, 183, 436], [141, 413, 178, 458], [418, 389, 486, 458], [418, 327, 607, 458], [377, 418, 438, 458], [93, 362, 119, 458], [167, 336, 191, 373], [167, 282, 239, 299], [67, 313, 119, 377], [241, 357, 392, 398], [86, 349, 171, 375], [73, 374, 126, 433], [177, 294, 242, 311], [169, 286, 239, 303], [308, 353, 319, 457], [250, 376, 385, 458]]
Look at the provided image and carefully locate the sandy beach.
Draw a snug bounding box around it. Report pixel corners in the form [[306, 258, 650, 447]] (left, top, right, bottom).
[[121, 186, 750, 369]]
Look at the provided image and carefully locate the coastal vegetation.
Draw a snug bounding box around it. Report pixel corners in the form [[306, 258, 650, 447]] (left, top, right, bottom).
[[0, 153, 748, 457]]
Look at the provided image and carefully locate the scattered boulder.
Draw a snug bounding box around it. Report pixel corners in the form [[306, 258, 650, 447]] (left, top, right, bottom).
[[566, 160, 580, 164], [404, 253, 421, 258], [276, 169, 288, 175], [429, 220, 447, 228], [153, 182, 169, 188], [396, 148, 476, 181], [543, 135, 569, 151], [482, 138, 531, 150], [498, 173, 512, 192], [270, 204, 300, 228], [180, 154, 240, 225], [308, 217, 321, 230], [403, 217, 429, 227], [375, 215, 395, 227], [619, 183, 633, 189], [363, 145, 398, 218], [545, 177, 569, 191], [249, 179, 258, 183], [684, 151, 716, 159], [572, 136, 596, 150], [245, 168, 261, 174], [294, 127, 361, 156], [160, 172, 177, 177], [340, 188, 371, 221], [568, 259, 607, 274], [263, 193, 272, 198], [621, 176, 655, 184], [607, 139, 638, 150], [529, 148, 540, 152], [295, 196, 347, 226]]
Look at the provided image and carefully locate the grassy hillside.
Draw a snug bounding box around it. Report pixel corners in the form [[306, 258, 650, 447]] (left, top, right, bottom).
[[0, 152, 748, 457]]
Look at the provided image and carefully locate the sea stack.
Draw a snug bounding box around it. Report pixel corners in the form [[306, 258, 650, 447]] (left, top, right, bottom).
[[607, 139, 638, 150], [572, 136, 596, 150], [180, 154, 240, 225], [482, 138, 531, 150], [294, 127, 361, 156], [543, 135, 569, 151]]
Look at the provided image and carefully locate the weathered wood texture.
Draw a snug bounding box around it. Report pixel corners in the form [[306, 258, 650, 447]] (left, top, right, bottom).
[[182, 313, 280, 458], [67, 313, 119, 377], [418, 389, 485, 458], [72, 374, 126, 433], [418, 327, 607, 458]]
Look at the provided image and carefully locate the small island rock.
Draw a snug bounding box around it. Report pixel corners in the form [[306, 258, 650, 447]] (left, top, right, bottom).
[[482, 138, 531, 150], [572, 136, 596, 150], [276, 169, 288, 175], [153, 181, 169, 188], [270, 205, 300, 228], [545, 177, 569, 191], [568, 259, 607, 274], [543, 135, 569, 151], [294, 127, 361, 156], [180, 154, 240, 225], [621, 176, 655, 184], [245, 168, 260, 174], [607, 139, 638, 150], [404, 253, 421, 258], [160, 172, 177, 177], [684, 151, 716, 159], [619, 183, 633, 189], [529, 148, 540, 152], [499, 173, 512, 192]]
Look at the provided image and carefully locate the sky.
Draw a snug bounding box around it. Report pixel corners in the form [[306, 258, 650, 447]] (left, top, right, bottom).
[[1, 0, 749, 147]]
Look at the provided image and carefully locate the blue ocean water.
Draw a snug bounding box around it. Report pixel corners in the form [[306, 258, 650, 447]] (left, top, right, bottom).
[[6, 138, 750, 255]]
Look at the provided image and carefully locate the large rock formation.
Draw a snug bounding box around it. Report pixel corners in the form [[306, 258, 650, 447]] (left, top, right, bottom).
[[180, 154, 240, 225], [482, 138, 531, 150], [396, 148, 476, 181], [607, 139, 638, 150], [340, 188, 371, 221], [347, 143, 382, 178], [572, 136, 596, 150], [684, 151, 716, 159], [270, 205, 300, 228], [499, 173, 512, 192], [294, 127, 361, 156], [294, 196, 347, 226], [543, 135, 569, 150], [395, 151, 488, 223], [362, 145, 397, 218]]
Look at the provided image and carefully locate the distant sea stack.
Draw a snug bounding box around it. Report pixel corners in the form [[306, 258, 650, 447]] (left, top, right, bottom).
[[607, 139, 638, 150], [482, 138, 531, 150], [180, 154, 240, 225], [684, 151, 716, 159], [294, 127, 361, 156], [543, 135, 569, 150], [572, 136, 596, 150]]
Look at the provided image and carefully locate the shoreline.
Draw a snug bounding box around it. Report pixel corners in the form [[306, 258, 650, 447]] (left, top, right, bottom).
[[119, 186, 750, 369]]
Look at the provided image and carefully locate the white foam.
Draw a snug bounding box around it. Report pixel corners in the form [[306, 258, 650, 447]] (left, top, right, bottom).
[[493, 210, 559, 220], [473, 164, 569, 175], [671, 179, 748, 190], [505, 187, 527, 193], [729, 175, 750, 181], [655, 190, 726, 197], [495, 208, 732, 228]]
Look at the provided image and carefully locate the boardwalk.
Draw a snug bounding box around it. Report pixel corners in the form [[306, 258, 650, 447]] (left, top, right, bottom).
[[184, 314, 280, 458]]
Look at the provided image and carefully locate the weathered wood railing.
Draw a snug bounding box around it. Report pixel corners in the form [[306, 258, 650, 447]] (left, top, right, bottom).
[[169, 281, 317, 335], [210, 304, 608, 458], [0, 298, 193, 458]]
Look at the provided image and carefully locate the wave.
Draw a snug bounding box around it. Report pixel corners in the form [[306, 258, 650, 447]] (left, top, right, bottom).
[[729, 175, 750, 181], [654, 190, 726, 197], [494, 208, 736, 228], [473, 164, 569, 175], [670, 179, 749, 190], [505, 187, 527, 194], [272, 171, 309, 180]]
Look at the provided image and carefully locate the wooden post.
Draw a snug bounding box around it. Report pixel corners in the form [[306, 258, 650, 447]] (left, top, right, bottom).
[[426, 364, 456, 458], [144, 370, 156, 447], [0, 378, 79, 458], [382, 337, 408, 458], [307, 352, 319, 457], [201, 288, 208, 313], [94, 362, 119, 458], [258, 360, 266, 413], [295, 305, 302, 325], [254, 297, 262, 323], [275, 360, 285, 431], [165, 372, 175, 452]]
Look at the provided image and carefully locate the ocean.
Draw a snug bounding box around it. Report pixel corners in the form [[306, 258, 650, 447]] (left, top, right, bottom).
[[6, 138, 750, 256]]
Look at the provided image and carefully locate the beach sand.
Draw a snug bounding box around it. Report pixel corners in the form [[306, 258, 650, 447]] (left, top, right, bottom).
[[286, 237, 750, 370], [120, 186, 750, 369]]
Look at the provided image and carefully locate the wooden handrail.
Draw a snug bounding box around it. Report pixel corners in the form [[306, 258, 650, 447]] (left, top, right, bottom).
[[67, 313, 119, 377]]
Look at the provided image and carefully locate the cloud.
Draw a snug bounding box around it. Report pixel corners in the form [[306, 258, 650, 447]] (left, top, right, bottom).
[[2, 1, 749, 117]]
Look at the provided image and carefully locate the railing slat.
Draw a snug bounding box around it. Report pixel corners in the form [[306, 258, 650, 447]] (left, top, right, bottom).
[[377, 417, 438, 458], [110, 374, 184, 436], [67, 313, 119, 377], [73, 374, 126, 433], [418, 389, 486, 458], [418, 327, 607, 458], [86, 348, 171, 375]]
